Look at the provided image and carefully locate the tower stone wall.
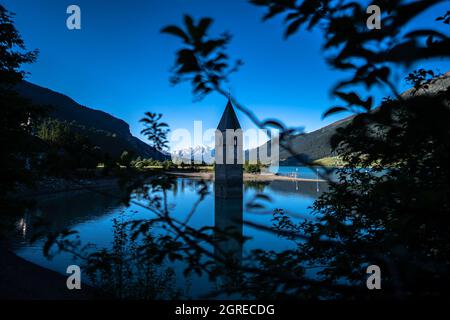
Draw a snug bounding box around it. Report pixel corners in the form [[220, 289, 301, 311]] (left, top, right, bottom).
[[214, 99, 243, 198]]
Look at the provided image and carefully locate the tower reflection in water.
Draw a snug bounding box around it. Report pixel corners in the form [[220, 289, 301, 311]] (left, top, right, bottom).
[[213, 183, 243, 294], [214, 185, 243, 265]]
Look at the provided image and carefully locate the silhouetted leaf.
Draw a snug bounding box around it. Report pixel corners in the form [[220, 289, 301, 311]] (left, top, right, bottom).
[[285, 18, 302, 38], [334, 91, 372, 110], [197, 17, 213, 39], [160, 25, 189, 43], [261, 119, 285, 131], [322, 106, 348, 118]]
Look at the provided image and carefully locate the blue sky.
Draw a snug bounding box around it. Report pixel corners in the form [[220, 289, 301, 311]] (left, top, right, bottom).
[[4, 0, 450, 150]]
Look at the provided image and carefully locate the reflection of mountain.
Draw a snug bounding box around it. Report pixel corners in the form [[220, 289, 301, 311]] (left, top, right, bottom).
[[15, 81, 168, 160], [13, 186, 126, 246], [171, 145, 215, 164]]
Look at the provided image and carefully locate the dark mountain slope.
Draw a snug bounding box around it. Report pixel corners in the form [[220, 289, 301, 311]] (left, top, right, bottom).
[[245, 113, 354, 165], [15, 81, 168, 160], [250, 72, 450, 165]]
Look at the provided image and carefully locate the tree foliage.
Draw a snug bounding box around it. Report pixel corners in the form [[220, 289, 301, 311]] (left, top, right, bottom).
[[161, 15, 243, 100], [140, 112, 170, 151], [0, 4, 40, 194]]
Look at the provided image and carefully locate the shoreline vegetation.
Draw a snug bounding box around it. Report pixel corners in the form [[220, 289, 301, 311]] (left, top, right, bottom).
[[313, 156, 346, 167], [15, 166, 328, 200]]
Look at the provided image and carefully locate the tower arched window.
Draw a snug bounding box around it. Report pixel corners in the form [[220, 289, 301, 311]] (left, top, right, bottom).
[[234, 136, 237, 146]]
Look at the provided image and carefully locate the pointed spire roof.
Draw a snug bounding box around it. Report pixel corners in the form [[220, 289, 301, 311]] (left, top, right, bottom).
[[217, 98, 241, 130]]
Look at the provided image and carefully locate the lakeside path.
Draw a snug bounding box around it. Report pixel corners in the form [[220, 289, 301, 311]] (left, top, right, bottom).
[[0, 247, 99, 300], [165, 171, 327, 182]]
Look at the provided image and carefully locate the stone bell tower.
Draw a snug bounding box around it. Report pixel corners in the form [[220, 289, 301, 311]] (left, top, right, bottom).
[[215, 98, 243, 198]]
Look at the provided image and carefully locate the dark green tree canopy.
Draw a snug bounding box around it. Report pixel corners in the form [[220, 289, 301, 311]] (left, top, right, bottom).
[[0, 5, 40, 195]]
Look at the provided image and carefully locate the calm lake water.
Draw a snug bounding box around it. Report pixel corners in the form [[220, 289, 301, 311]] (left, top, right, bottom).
[[270, 166, 339, 180], [10, 176, 329, 298]]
